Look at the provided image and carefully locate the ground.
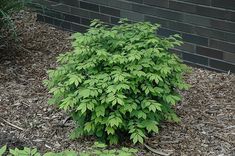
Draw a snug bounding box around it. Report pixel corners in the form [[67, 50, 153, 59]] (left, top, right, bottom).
[[0, 10, 234, 156]]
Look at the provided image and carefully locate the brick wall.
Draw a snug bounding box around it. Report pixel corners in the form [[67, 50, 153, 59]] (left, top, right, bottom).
[[33, 0, 235, 73]]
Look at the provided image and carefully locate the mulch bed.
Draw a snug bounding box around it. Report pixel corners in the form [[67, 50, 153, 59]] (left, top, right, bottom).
[[0, 10, 234, 156]]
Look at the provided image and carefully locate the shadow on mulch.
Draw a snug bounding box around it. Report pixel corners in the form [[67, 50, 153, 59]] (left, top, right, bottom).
[[0, 132, 26, 149]]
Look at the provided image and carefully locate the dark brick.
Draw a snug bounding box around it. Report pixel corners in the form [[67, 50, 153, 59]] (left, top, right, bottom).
[[49, 0, 60, 2], [230, 12, 235, 21], [144, 16, 168, 27], [61, 21, 71, 30], [223, 52, 235, 63], [183, 14, 210, 27], [111, 17, 120, 25], [143, 0, 169, 8], [209, 39, 235, 53], [224, 32, 235, 43], [70, 7, 90, 18], [168, 21, 194, 33], [194, 26, 235, 43], [36, 0, 55, 6], [194, 26, 222, 40], [182, 33, 208, 46], [210, 59, 235, 72], [126, 0, 143, 4], [100, 6, 120, 17], [158, 28, 181, 37], [80, 1, 99, 12], [43, 9, 62, 19], [53, 18, 63, 27], [49, 3, 70, 13], [34, 0, 235, 72], [169, 1, 196, 13], [61, 0, 79, 7], [81, 0, 109, 5], [83, 0, 132, 10], [211, 19, 235, 33], [44, 16, 54, 24], [196, 46, 223, 59], [175, 42, 196, 53], [196, 6, 233, 21], [64, 14, 80, 23], [132, 4, 184, 21], [37, 14, 45, 22], [53, 18, 71, 30], [182, 52, 209, 65], [81, 18, 91, 26], [121, 10, 144, 21], [71, 23, 88, 33], [35, 0, 62, 13], [89, 12, 110, 23], [107, 0, 132, 10], [212, 0, 235, 10], [177, 0, 211, 5]]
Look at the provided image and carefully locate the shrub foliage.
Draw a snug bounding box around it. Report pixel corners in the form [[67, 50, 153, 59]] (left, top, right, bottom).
[[0, 142, 137, 156], [44, 19, 190, 144]]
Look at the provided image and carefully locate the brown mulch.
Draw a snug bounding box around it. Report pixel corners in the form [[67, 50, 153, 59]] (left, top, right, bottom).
[[0, 10, 234, 156]]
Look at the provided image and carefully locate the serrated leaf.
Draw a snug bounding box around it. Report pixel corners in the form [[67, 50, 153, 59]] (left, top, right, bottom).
[[135, 111, 147, 119], [79, 89, 90, 98], [108, 116, 122, 127], [68, 74, 82, 86], [77, 102, 87, 114], [95, 105, 105, 117], [130, 131, 144, 144], [84, 122, 93, 133], [105, 126, 115, 135], [87, 102, 94, 111], [142, 120, 159, 133], [0, 145, 6, 155]]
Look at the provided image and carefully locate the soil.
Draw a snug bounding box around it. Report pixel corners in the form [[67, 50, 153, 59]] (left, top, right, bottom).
[[0, 10, 234, 156]]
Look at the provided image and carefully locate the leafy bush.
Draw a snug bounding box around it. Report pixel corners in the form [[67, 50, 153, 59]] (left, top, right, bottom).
[[44, 19, 190, 144], [0, 0, 30, 48], [0, 142, 137, 156]]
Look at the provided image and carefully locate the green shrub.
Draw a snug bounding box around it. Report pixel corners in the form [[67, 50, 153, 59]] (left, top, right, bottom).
[[44, 19, 190, 144]]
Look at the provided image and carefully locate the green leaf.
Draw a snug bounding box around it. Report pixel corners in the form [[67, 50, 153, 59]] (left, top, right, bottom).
[[96, 105, 105, 117], [84, 122, 93, 133], [0, 145, 6, 156], [68, 74, 82, 86], [165, 95, 178, 105], [79, 89, 90, 98], [135, 111, 147, 119], [130, 131, 144, 144], [108, 116, 122, 127], [106, 126, 115, 135], [62, 150, 78, 156], [108, 135, 119, 145], [132, 70, 146, 77], [93, 142, 107, 148], [77, 102, 87, 114], [148, 102, 162, 112], [142, 120, 159, 133]]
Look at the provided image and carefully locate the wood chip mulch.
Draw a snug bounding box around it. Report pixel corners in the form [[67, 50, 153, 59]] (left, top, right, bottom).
[[0, 10, 234, 156]]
